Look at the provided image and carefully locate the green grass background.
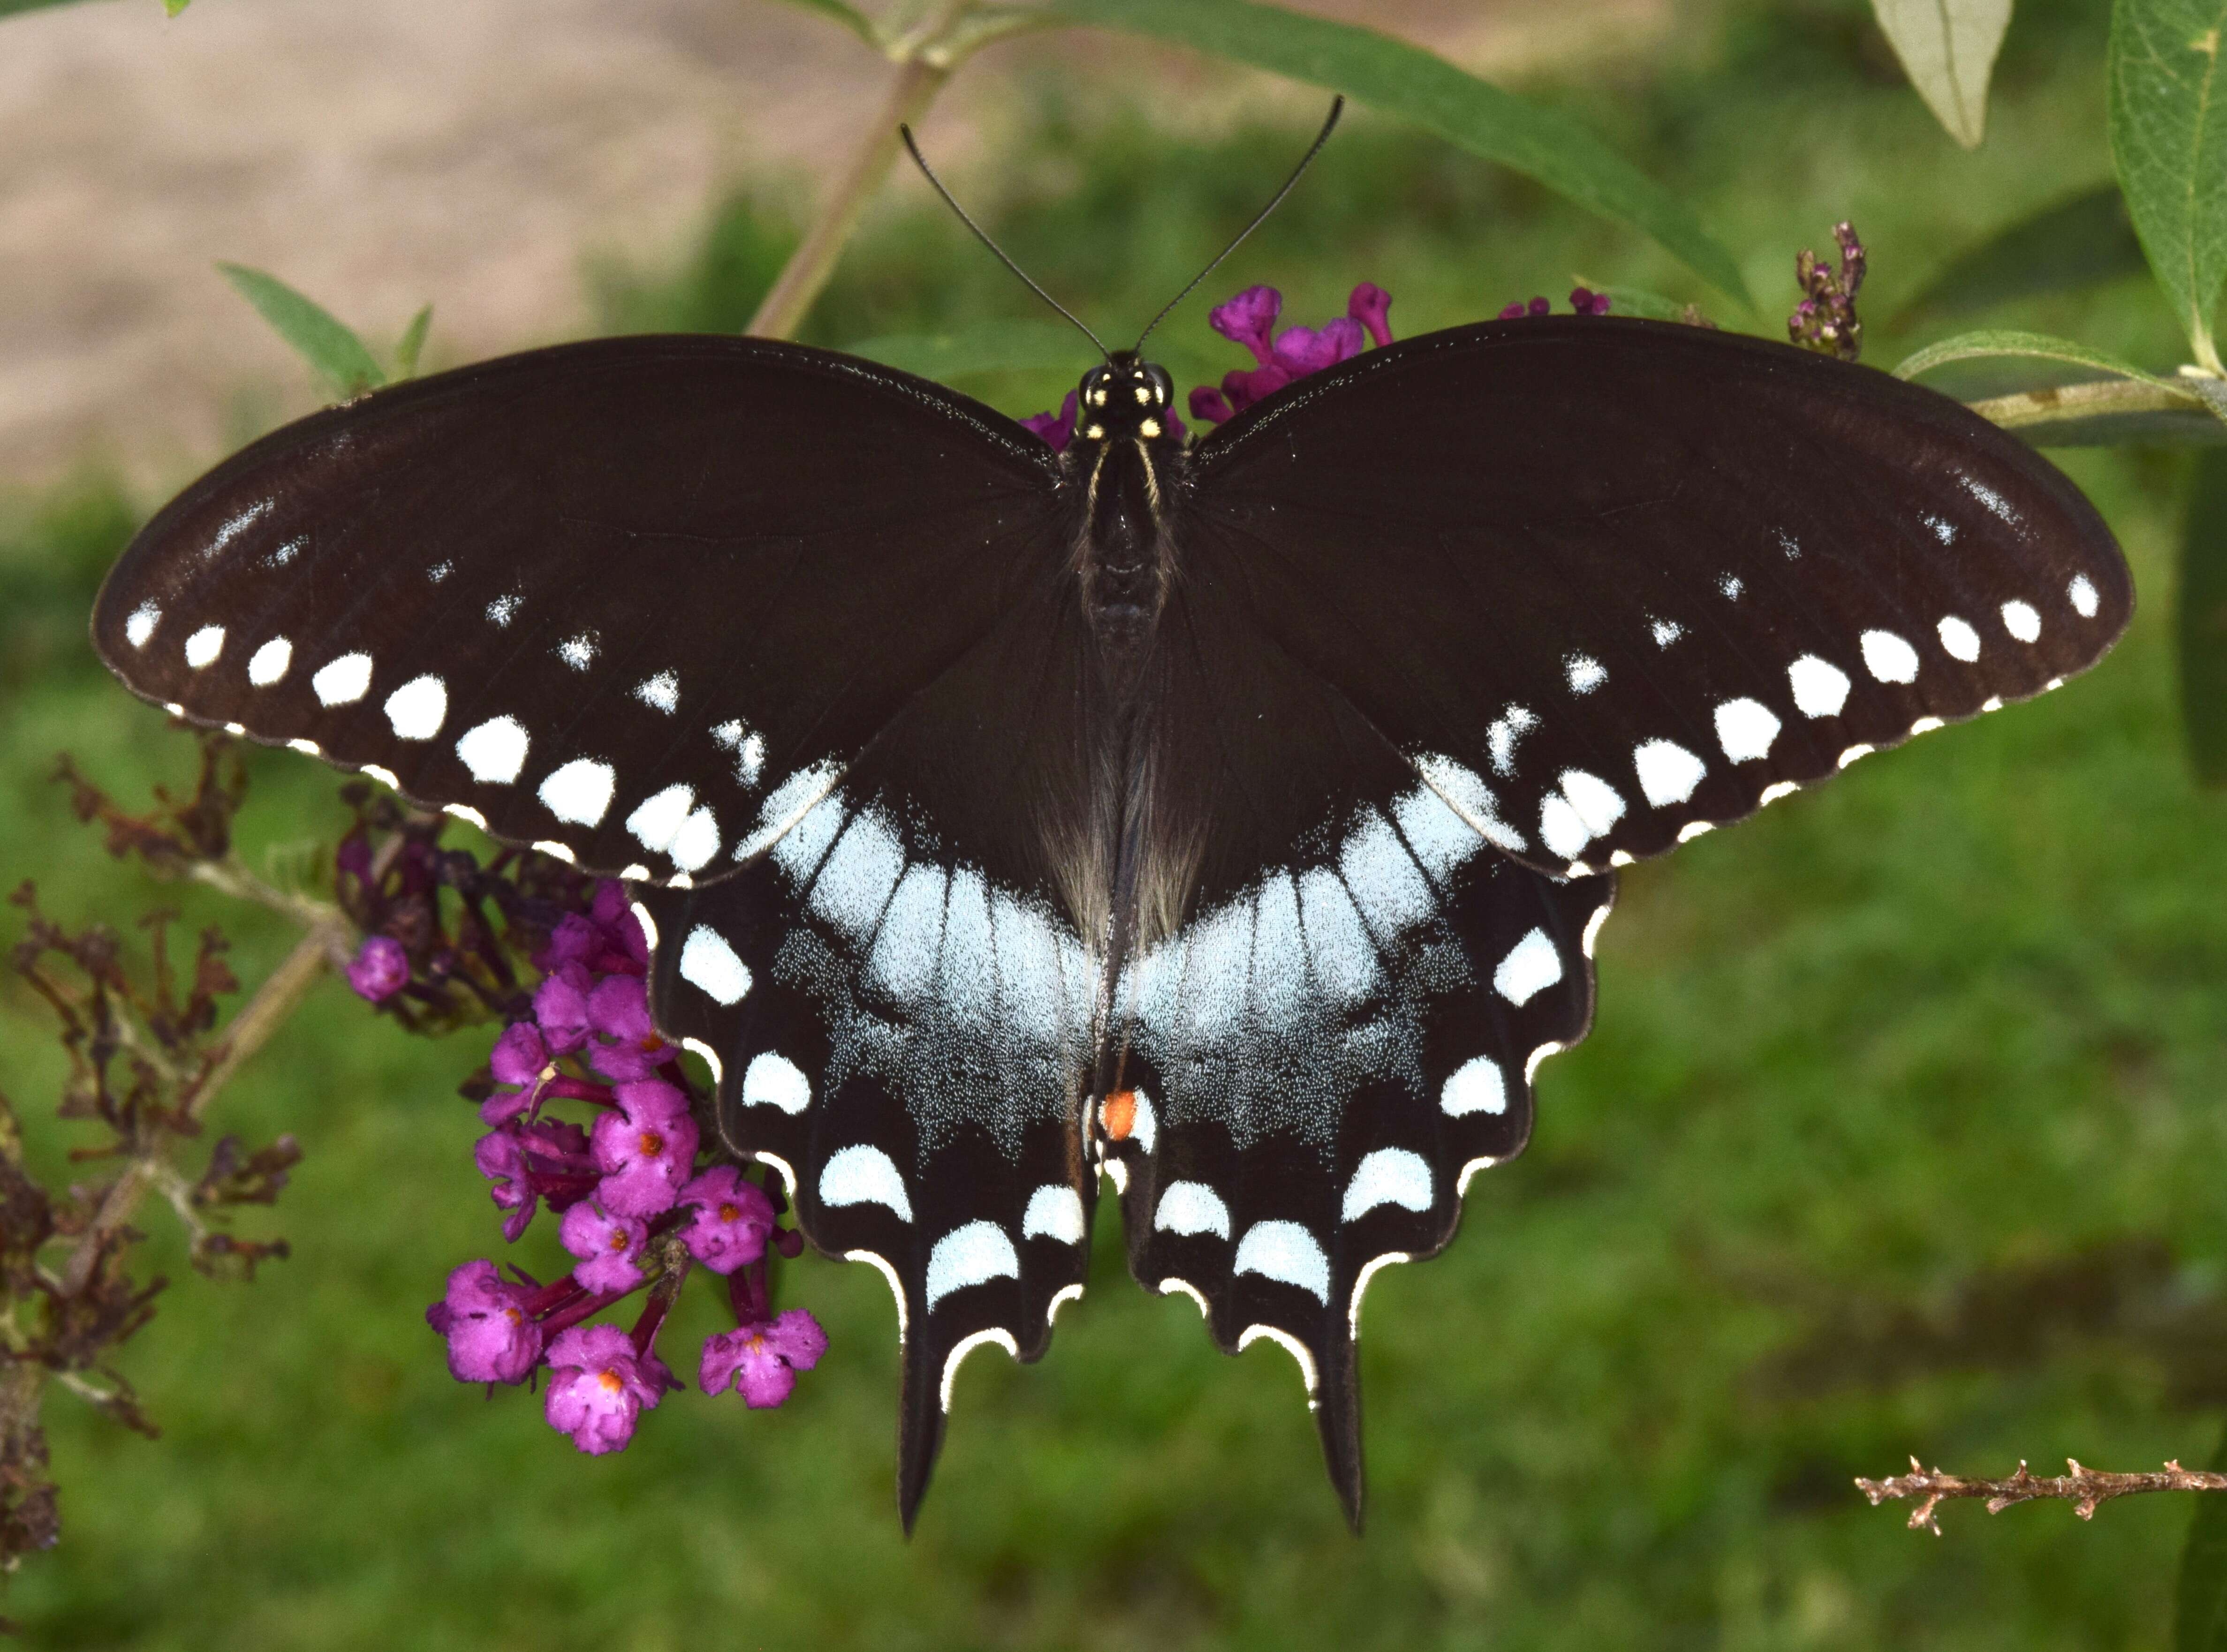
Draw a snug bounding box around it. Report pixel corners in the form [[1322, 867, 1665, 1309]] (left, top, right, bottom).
[[5, 0, 2227, 1644]]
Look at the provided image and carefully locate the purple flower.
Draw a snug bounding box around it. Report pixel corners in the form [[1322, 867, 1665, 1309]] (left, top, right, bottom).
[[537, 881, 651, 978], [425, 1260, 543, 1384], [532, 962, 594, 1056], [482, 1021, 552, 1125], [477, 1116, 596, 1240], [677, 1166, 775, 1275], [1021, 390, 1079, 453], [346, 935, 409, 1003], [700, 1309, 828, 1409], [543, 1324, 667, 1453], [559, 1199, 649, 1295], [590, 1079, 699, 1217], [1500, 295, 1553, 319], [1189, 282, 1391, 426], [1569, 286, 1612, 317], [1209, 284, 1284, 362], [1348, 281, 1393, 348], [584, 973, 670, 1081]]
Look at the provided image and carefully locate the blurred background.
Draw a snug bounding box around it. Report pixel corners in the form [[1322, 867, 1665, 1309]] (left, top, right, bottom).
[[4, 0, 2226, 1645]]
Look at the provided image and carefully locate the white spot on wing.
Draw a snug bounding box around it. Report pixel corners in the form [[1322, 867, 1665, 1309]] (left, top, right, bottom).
[[807, 808, 904, 937], [1154, 1181, 1231, 1238], [1565, 653, 1606, 694], [1342, 1149, 1433, 1222], [124, 604, 160, 648], [1487, 704, 1538, 775], [2068, 575, 2099, 618], [1759, 780, 1800, 805], [311, 652, 373, 707], [1787, 656, 1850, 718], [1632, 739, 1706, 807], [288, 737, 321, 755], [485, 593, 520, 627], [633, 671, 679, 714], [1557, 770, 1625, 837], [741, 1052, 810, 1114], [534, 840, 575, 863], [821, 1145, 912, 1222], [668, 806, 720, 872], [924, 1220, 1018, 1308], [205, 500, 271, 558], [1236, 1323, 1320, 1396], [444, 803, 487, 829], [845, 1248, 907, 1344], [1650, 618, 1684, 647], [247, 637, 292, 686], [1678, 821, 1714, 841], [1860, 630, 1920, 683], [1718, 573, 1744, 599], [1937, 616, 1982, 661], [383, 675, 447, 740], [557, 631, 598, 670], [183, 626, 226, 669], [1441, 1055, 1507, 1116], [627, 784, 696, 853], [361, 764, 399, 790], [1909, 716, 1945, 734], [1348, 1252, 1412, 1335], [539, 758, 615, 826], [1713, 698, 1780, 762], [1234, 1221, 1330, 1303], [1022, 1184, 1087, 1245], [2001, 600, 2042, 642], [939, 1328, 1018, 1411], [456, 717, 529, 785], [678, 924, 750, 1005], [679, 1037, 720, 1088], [736, 760, 844, 863], [1493, 928, 1563, 1006], [1415, 753, 1527, 854]]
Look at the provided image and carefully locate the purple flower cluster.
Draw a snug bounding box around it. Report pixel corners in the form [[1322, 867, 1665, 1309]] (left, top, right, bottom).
[[418, 878, 821, 1455], [1187, 282, 1393, 425], [1789, 221, 1865, 362], [1500, 286, 1613, 319]]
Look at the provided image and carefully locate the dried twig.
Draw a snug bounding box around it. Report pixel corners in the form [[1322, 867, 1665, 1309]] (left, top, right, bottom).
[[1858, 1456, 2227, 1534]]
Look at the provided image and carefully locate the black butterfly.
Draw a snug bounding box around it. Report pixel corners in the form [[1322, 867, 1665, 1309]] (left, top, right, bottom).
[[91, 215, 2129, 1526]]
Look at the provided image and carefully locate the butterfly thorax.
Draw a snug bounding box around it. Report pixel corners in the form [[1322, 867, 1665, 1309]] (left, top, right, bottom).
[[1064, 354, 1183, 665]]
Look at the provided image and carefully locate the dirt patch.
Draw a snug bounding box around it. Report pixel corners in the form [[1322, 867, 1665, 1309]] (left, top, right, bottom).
[[0, 0, 1667, 490]]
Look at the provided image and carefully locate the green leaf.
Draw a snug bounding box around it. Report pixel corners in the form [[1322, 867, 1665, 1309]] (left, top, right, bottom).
[[2174, 1417, 2227, 1645], [1965, 377, 2227, 444], [2110, 0, 2227, 370], [217, 263, 387, 400], [393, 305, 433, 380], [1870, 0, 2013, 147], [762, 0, 880, 49], [1894, 184, 2151, 324], [843, 320, 1096, 383], [1894, 326, 2173, 387], [1045, 0, 1751, 308]]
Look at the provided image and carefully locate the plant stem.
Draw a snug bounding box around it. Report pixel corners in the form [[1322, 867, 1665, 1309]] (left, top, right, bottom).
[[1858, 1456, 2227, 1533], [59, 921, 347, 1297], [746, 55, 951, 340]]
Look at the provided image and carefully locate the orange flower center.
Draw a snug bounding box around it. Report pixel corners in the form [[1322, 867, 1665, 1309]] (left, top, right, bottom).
[[637, 1130, 665, 1156], [596, 1369, 625, 1395]]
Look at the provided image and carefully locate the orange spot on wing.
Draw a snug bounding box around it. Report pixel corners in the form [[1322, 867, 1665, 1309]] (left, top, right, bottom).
[[1102, 1090, 1136, 1141]]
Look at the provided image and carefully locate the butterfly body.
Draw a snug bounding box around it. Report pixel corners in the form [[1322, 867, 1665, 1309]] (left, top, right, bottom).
[[91, 315, 2131, 1529]]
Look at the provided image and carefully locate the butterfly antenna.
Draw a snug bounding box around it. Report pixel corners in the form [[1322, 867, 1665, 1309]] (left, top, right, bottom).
[[901, 125, 1111, 361], [1131, 96, 1344, 354]]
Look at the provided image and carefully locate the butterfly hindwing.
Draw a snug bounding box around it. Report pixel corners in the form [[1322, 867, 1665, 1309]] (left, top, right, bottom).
[[1107, 779, 1613, 1526], [1188, 317, 2131, 876], [642, 570, 1114, 1526], [92, 335, 1067, 890]]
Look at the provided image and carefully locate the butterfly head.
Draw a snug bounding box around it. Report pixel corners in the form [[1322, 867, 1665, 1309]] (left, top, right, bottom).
[[1074, 355, 1176, 445]]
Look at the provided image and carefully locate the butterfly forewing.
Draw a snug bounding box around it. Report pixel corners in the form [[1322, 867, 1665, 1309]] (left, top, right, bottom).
[[92, 336, 1067, 890], [1186, 317, 2130, 878]]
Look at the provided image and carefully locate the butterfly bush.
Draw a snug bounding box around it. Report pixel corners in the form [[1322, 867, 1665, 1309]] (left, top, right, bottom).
[[338, 810, 821, 1456]]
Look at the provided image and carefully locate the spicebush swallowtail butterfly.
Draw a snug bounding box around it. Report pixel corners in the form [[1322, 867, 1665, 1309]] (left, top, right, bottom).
[[91, 151, 2128, 1529]]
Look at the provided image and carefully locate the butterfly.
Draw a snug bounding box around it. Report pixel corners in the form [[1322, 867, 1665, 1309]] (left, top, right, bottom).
[[90, 167, 2130, 1528]]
